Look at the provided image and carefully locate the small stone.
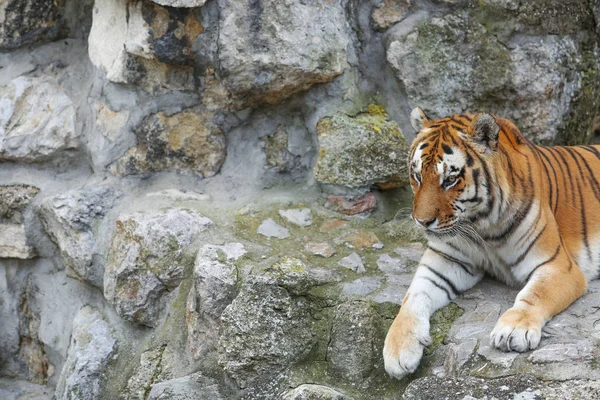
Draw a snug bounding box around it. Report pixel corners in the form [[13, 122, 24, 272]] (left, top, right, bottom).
[[478, 344, 519, 369], [342, 277, 381, 296], [262, 126, 299, 172], [304, 242, 336, 258], [372, 242, 384, 249], [394, 242, 426, 263], [377, 254, 405, 274], [320, 219, 349, 233], [257, 219, 290, 239], [338, 252, 366, 273], [325, 193, 377, 215], [279, 208, 313, 227], [341, 231, 382, 249], [372, 0, 411, 31], [282, 384, 350, 400], [147, 373, 225, 400]]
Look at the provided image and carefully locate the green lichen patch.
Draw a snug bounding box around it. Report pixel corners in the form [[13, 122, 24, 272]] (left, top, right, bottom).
[[425, 303, 464, 356]]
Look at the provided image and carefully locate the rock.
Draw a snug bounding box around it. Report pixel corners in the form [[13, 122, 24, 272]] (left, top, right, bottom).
[[314, 106, 409, 189], [109, 109, 226, 177], [267, 257, 338, 295], [262, 126, 300, 172], [147, 373, 224, 400], [186, 243, 245, 358], [217, 0, 349, 106], [328, 301, 376, 381], [282, 384, 351, 400], [218, 275, 315, 388], [279, 208, 313, 227], [0, 0, 65, 50], [319, 219, 349, 233], [325, 193, 377, 216], [338, 252, 365, 273], [88, 0, 200, 91], [386, 13, 600, 144], [95, 103, 130, 142], [443, 339, 478, 376], [376, 254, 404, 274], [0, 185, 39, 259], [55, 306, 117, 400], [0, 75, 77, 162], [145, 189, 211, 202], [477, 344, 518, 369], [342, 277, 381, 296], [339, 231, 382, 250], [372, 0, 411, 31], [257, 218, 290, 239], [394, 242, 425, 263], [0, 378, 53, 400], [304, 242, 335, 258], [528, 341, 595, 364], [149, 0, 207, 7], [122, 347, 166, 400], [104, 209, 213, 327], [36, 188, 121, 288]]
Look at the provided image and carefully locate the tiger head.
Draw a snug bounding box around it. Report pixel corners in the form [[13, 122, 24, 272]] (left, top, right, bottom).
[[408, 107, 502, 233]]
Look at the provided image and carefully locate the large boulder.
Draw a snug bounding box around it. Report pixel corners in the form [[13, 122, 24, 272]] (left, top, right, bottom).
[[54, 306, 118, 400], [0, 0, 66, 50], [36, 188, 121, 288], [386, 7, 600, 144], [104, 209, 213, 327], [313, 105, 410, 189], [88, 0, 202, 92], [108, 109, 226, 177], [0, 185, 40, 259], [0, 75, 77, 162], [217, 0, 349, 107], [218, 275, 315, 388]]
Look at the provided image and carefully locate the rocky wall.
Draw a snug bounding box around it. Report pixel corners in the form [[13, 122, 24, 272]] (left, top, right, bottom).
[[2, 0, 600, 399]]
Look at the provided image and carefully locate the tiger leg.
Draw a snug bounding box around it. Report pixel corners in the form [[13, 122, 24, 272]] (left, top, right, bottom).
[[490, 244, 587, 352], [384, 248, 483, 379]]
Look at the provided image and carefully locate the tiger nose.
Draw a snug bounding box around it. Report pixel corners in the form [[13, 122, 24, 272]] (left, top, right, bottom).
[[416, 217, 436, 228]]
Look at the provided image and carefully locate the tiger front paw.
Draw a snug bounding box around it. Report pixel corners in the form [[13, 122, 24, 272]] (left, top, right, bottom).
[[490, 307, 542, 352], [383, 314, 431, 380]]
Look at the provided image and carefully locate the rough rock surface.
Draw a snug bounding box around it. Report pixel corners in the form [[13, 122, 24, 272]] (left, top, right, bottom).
[[0, 75, 77, 162], [0, 185, 39, 259], [282, 384, 351, 400], [109, 109, 226, 177], [54, 306, 117, 400], [386, 8, 600, 144], [217, 0, 349, 106], [314, 106, 410, 189], [147, 373, 224, 400], [149, 0, 207, 8], [36, 188, 121, 288], [104, 209, 213, 327], [0, 0, 66, 50]]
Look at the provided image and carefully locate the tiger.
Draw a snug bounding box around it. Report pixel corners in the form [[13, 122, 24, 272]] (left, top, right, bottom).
[[383, 107, 600, 380]]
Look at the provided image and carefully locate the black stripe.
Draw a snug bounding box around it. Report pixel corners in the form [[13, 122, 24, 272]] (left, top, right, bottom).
[[421, 277, 452, 301], [571, 147, 600, 202], [509, 223, 547, 268], [537, 147, 559, 212], [428, 246, 475, 276], [423, 264, 459, 296], [420, 143, 429, 150], [526, 246, 561, 282], [534, 147, 554, 211], [545, 146, 570, 208], [552, 147, 576, 205]]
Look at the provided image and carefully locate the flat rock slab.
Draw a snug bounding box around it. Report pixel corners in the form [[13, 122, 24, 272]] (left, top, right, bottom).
[[257, 218, 290, 239]]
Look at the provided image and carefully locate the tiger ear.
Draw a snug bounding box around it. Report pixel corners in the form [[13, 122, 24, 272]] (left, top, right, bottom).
[[469, 113, 500, 153], [410, 107, 431, 132]]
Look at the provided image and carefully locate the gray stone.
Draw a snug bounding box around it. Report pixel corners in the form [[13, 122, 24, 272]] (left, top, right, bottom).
[[528, 340, 595, 364], [218, 275, 315, 388], [371, 0, 410, 31], [104, 209, 213, 327], [257, 218, 290, 239], [0, 185, 39, 259], [36, 188, 121, 288], [0, 0, 65, 50], [0, 378, 53, 400], [338, 252, 365, 273], [88, 0, 200, 91], [266, 257, 339, 296], [342, 277, 381, 296], [279, 208, 313, 227], [328, 301, 376, 381], [186, 243, 245, 358], [109, 109, 227, 178], [55, 306, 117, 400], [304, 242, 335, 258], [376, 254, 404, 274], [147, 373, 224, 400], [262, 126, 300, 172], [386, 13, 600, 144], [282, 384, 351, 400], [477, 344, 518, 369], [313, 106, 410, 189], [0, 75, 77, 162], [217, 0, 349, 107]]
